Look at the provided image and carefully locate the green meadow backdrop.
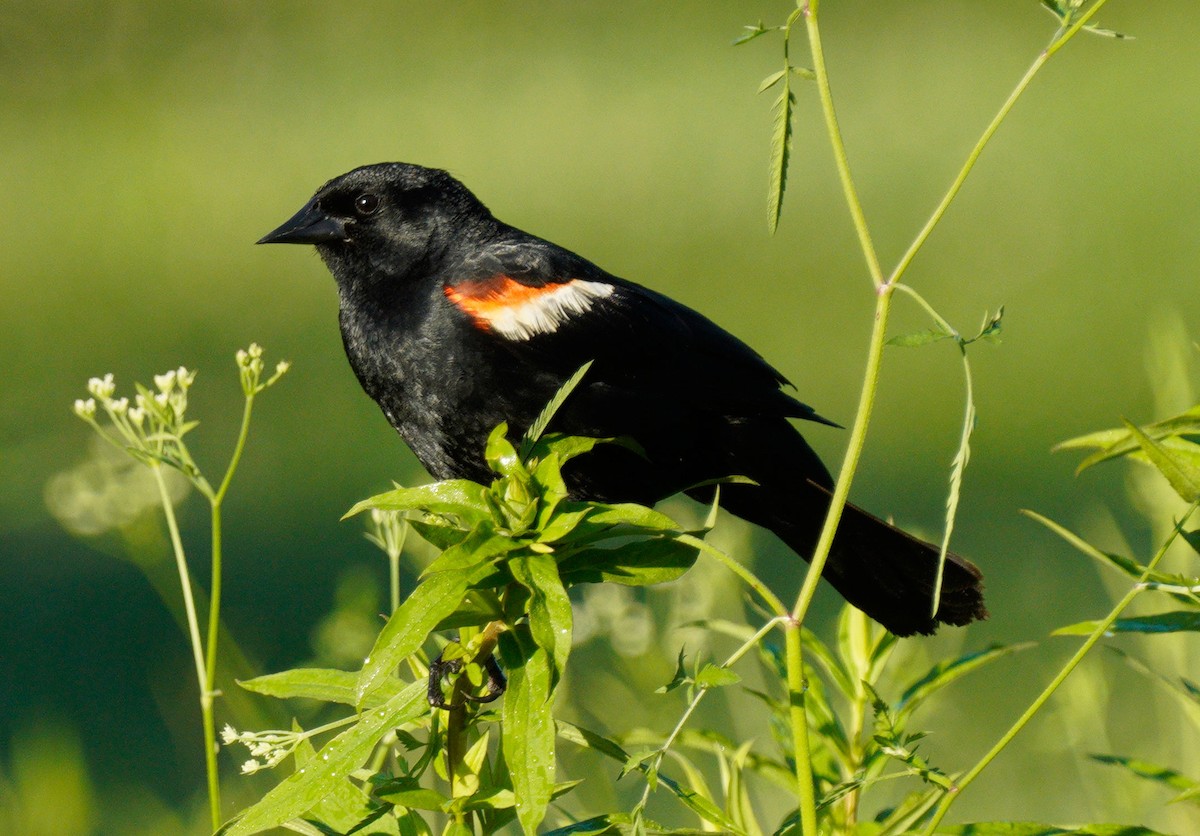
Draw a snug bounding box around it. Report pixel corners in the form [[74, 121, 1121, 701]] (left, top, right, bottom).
[[2, 2, 1198, 832]]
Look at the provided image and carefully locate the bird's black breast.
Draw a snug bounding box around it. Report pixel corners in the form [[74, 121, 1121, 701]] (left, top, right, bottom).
[[336, 280, 565, 482]]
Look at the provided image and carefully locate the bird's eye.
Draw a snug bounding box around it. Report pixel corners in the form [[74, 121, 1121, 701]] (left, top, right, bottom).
[[354, 194, 380, 216]]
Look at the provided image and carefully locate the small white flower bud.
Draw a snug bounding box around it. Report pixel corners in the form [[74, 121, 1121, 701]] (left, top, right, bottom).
[[127, 407, 145, 427], [87, 373, 116, 399], [153, 371, 176, 393], [241, 759, 262, 775], [220, 724, 239, 745], [73, 398, 97, 419], [110, 397, 129, 414]]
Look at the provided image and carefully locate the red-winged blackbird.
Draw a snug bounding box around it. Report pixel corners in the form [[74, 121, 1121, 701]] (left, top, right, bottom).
[[259, 162, 986, 636]]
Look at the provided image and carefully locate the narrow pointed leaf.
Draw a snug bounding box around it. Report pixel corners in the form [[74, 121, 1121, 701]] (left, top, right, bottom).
[[1123, 419, 1200, 500], [224, 682, 426, 836], [767, 80, 795, 234], [499, 628, 555, 836], [897, 643, 1032, 720], [1054, 611, 1200, 636], [343, 480, 488, 523]]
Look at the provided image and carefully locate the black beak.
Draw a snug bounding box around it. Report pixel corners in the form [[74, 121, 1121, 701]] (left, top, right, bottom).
[[257, 198, 348, 245]]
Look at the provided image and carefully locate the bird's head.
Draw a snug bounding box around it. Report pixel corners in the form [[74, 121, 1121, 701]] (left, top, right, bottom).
[[258, 162, 493, 292]]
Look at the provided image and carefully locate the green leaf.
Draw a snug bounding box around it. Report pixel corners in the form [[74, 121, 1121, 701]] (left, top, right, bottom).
[[499, 628, 556, 836], [657, 648, 690, 694], [374, 778, 448, 812], [485, 423, 526, 479], [1018, 511, 1198, 600], [757, 69, 786, 94], [897, 643, 1033, 721], [799, 627, 855, 702], [1054, 611, 1200, 636], [767, 76, 795, 234], [291, 723, 400, 836], [584, 502, 681, 531], [555, 721, 630, 763], [343, 480, 489, 524], [238, 668, 402, 708], [1122, 419, 1200, 501], [408, 519, 470, 550], [733, 21, 773, 46], [538, 505, 595, 544], [224, 681, 426, 836], [520, 362, 593, 456], [936, 825, 1167, 835], [356, 570, 475, 704], [887, 328, 955, 348], [1090, 754, 1199, 800], [420, 524, 518, 579], [509, 553, 573, 682], [694, 663, 741, 689], [559, 537, 699, 587]]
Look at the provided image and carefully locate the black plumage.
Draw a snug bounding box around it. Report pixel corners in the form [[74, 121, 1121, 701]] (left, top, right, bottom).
[[259, 162, 986, 636]]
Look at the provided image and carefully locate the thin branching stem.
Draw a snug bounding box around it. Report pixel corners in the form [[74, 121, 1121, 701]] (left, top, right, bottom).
[[635, 616, 787, 817], [889, 0, 1113, 287], [923, 500, 1200, 832], [786, 2, 1110, 830], [801, 0, 884, 289], [152, 464, 220, 828]]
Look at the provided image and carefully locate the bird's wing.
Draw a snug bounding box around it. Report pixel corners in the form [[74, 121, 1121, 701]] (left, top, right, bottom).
[[444, 235, 837, 425]]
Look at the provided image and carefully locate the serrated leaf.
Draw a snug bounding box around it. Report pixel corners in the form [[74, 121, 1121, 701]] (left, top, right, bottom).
[[224, 681, 426, 836], [1054, 611, 1200, 636], [767, 79, 795, 234], [520, 361, 593, 456], [238, 668, 402, 708], [499, 628, 556, 836], [896, 643, 1032, 721], [694, 663, 741, 689], [1122, 419, 1200, 501]]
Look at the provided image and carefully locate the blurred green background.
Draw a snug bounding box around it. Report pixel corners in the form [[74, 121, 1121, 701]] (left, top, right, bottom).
[[3, 1, 1199, 832]]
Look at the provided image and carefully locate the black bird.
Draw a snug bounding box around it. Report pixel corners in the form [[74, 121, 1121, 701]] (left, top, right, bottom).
[[259, 162, 986, 636]]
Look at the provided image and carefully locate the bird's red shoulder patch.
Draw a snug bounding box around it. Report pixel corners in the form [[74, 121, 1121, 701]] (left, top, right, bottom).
[[444, 275, 614, 341]]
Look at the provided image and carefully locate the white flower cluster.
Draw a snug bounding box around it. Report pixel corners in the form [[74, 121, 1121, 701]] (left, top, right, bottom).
[[365, 508, 408, 560], [73, 366, 201, 475], [220, 724, 295, 774], [237, 342, 291, 396]]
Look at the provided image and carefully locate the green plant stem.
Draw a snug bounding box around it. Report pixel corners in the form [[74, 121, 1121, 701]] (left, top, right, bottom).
[[802, 0, 883, 288], [635, 616, 785, 817], [783, 2, 1112, 829], [922, 500, 1199, 833], [888, 0, 1113, 287], [152, 464, 220, 830]]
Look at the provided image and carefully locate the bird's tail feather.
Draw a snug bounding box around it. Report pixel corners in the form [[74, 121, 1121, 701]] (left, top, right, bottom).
[[712, 479, 987, 637]]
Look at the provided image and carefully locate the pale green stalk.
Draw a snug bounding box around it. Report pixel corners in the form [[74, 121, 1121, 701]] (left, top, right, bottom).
[[923, 501, 1199, 832], [787, 2, 1111, 831], [152, 464, 220, 829]]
